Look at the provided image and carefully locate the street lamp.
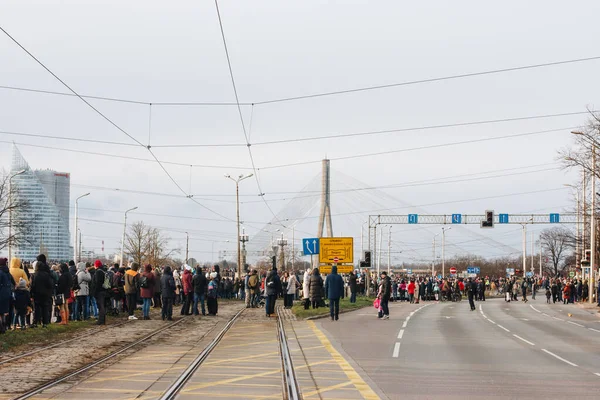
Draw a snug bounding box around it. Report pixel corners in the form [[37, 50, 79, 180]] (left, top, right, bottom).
[[572, 130, 596, 304], [7, 169, 26, 261], [74, 192, 90, 263], [225, 173, 253, 279], [441, 227, 451, 278], [432, 233, 440, 277], [120, 206, 138, 268], [240, 228, 249, 272]]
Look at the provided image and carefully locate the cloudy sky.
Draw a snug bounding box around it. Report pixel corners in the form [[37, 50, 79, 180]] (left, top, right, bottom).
[[1, 1, 599, 266]]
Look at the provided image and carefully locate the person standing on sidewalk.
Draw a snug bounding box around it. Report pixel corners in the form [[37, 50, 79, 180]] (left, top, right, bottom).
[[192, 267, 207, 316], [92, 260, 108, 325], [348, 271, 357, 303], [180, 265, 193, 316], [286, 271, 298, 309], [324, 265, 344, 321], [265, 267, 281, 317], [124, 263, 140, 320], [161, 266, 176, 321], [140, 265, 155, 320], [379, 271, 391, 320], [244, 270, 252, 308]]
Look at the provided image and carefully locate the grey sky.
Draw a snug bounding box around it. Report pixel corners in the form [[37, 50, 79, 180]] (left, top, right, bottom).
[[1, 0, 599, 264]]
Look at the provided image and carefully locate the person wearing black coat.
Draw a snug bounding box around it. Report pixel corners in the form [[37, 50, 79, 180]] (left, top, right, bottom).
[[379, 272, 392, 319], [348, 272, 357, 304], [324, 265, 344, 321], [309, 268, 324, 309], [57, 263, 72, 325], [192, 269, 207, 316], [160, 266, 176, 321], [265, 267, 281, 317], [31, 255, 54, 327], [0, 258, 15, 333], [91, 260, 108, 325], [467, 278, 476, 311]]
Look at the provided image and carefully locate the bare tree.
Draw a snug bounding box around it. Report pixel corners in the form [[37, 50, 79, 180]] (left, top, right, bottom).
[[0, 171, 31, 252], [125, 221, 149, 266], [560, 110, 600, 180], [540, 227, 574, 276], [145, 227, 176, 267]]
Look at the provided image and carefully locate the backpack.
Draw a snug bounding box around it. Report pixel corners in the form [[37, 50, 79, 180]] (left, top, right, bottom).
[[139, 275, 149, 289], [102, 271, 111, 290], [72, 274, 81, 291], [207, 281, 217, 299]]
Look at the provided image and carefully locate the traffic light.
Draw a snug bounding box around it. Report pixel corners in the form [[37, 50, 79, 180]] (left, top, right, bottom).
[[481, 210, 494, 228], [364, 251, 372, 268]]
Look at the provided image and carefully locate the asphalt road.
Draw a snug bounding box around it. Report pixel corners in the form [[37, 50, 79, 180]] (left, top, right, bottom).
[[317, 298, 600, 399]]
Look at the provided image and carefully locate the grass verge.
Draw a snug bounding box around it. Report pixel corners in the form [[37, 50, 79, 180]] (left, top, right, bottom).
[[292, 296, 373, 319], [0, 320, 97, 352]]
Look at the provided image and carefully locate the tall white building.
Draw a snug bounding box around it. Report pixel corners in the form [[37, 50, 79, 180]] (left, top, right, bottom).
[[11, 147, 72, 261]]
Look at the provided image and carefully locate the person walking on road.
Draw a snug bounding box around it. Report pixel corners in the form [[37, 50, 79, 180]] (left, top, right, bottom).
[[160, 266, 176, 321], [407, 279, 416, 304], [325, 265, 344, 321], [467, 278, 476, 311], [124, 263, 140, 320], [140, 264, 155, 320], [265, 267, 281, 317], [378, 271, 391, 320], [309, 268, 324, 310], [521, 279, 528, 303]]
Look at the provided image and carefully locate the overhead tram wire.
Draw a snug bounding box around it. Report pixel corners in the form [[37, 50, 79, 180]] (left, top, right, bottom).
[[213, 0, 285, 228], [252, 55, 600, 105], [0, 25, 235, 222]]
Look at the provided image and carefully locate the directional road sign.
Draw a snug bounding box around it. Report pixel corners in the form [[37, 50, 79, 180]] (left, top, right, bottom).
[[302, 238, 320, 256], [437, 274, 442, 279], [452, 214, 462, 224], [449, 267, 457, 275], [526, 271, 533, 277], [320, 264, 353, 274], [550, 213, 560, 223], [407, 268, 413, 275], [506, 268, 515, 275], [467, 267, 480, 274], [499, 214, 509, 224], [319, 237, 354, 264], [408, 214, 418, 224]]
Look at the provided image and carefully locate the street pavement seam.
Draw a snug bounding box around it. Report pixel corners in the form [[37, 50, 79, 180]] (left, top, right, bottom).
[[392, 304, 430, 359]]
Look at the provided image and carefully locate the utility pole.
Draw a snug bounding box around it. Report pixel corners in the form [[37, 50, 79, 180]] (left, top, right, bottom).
[[387, 226, 391, 274], [377, 225, 384, 276], [590, 147, 596, 304], [277, 233, 288, 271], [120, 206, 138, 268], [78, 230, 82, 262], [442, 227, 451, 278], [531, 230, 534, 275], [522, 224, 527, 275], [240, 228, 249, 272], [539, 239, 542, 277], [432, 234, 438, 277], [74, 193, 90, 263], [225, 173, 253, 279], [185, 232, 189, 264]]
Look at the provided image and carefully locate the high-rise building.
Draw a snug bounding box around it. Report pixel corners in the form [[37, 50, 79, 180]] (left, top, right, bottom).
[[11, 146, 72, 261]]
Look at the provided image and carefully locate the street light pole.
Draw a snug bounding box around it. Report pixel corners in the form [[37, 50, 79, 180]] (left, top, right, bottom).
[[7, 169, 26, 261], [442, 227, 451, 278], [225, 173, 253, 279], [185, 232, 189, 264], [522, 223, 527, 275], [432, 233, 439, 277], [387, 226, 392, 274], [120, 206, 138, 268], [74, 192, 90, 263]]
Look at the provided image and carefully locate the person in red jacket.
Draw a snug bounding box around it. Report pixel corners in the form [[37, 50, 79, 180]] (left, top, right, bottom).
[[407, 280, 416, 304], [180, 266, 193, 315], [140, 265, 156, 320]]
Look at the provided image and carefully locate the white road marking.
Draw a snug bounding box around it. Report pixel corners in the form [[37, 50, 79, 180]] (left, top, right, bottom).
[[542, 313, 549, 317], [497, 324, 510, 332], [393, 342, 401, 358], [409, 312, 415, 316], [513, 334, 535, 346], [397, 329, 404, 339], [479, 304, 483, 311], [406, 316, 411, 322], [530, 305, 541, 313], [487, 319, 496, 325], [402, 321, 407, 328], [568, 321, 585, 327], [553, 317, 564, 321], [542, 349, 578, 367], [521, 318, 529, 321], [594, 373, 600, 377], [589, 328, 600, 333]]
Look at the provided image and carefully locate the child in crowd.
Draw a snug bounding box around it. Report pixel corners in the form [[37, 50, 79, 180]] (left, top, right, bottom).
[[13, 278, 31, 330], [545, 286, 551, 304]]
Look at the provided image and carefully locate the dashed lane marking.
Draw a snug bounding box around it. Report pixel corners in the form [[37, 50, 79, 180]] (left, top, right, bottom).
[[513, 334, 535, 346], [402, 321, 407, 328], [530, 305, 541, 313], [542, 349, 578, 367], [589, 328, 600, 333], [308, 321, 380, 400], [479, 304, 483, 311], [595, 373, 600, 377], [487, 319, 496, 325], [393, 342, 401, 358], [568, 321, 585, 327], [553, 317, 564, 321], [497, 324, 510, 332], [397, 329, 404, 339]]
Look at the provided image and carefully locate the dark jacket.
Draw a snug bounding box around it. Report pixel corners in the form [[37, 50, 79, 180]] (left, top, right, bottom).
[[265, 269, 282, 296], [161, 267, 176, 299], [13, 288, 31, 314], [324, 266, 344, 300], [0, 265, 14, 314], [153, 268, 162, 293], [348, 273, 357, 293], [92, 267, 107, 297], [31, 263, 54, 299], [57, 264, 72, 298], [381, 276, 392, 300], [309, 269, 324, 301], [140, 272, 156, 299], [192, 272, 207, 295]]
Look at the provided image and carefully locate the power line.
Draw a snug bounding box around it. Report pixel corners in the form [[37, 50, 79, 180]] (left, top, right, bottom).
[[253, 55, 600, 105]]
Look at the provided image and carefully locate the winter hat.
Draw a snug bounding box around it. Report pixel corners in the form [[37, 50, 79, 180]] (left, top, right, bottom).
[[37, 254, 46, 264], [18, 278, 27, 289], [94, 260, 103, 268], [0, 258, 7, 267], [210, 272, 218, 279], [68, 260, 75, 267], [185, 265, 192, 272]]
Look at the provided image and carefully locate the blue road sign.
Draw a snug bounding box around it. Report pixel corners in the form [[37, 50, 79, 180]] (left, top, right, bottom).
[[499, 214, 509, 224], [302, 238, 320, 256], [452, 214, 462, 224], [526, 271, 534, 277], [408, 214, 418, 224], [407, 268, 413, 274], [437, 274, 442, 279], [467, 267, 481, 274], [550, 213, 560, 223]]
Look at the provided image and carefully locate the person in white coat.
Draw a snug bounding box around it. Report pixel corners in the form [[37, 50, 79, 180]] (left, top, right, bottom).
[[302, 268, 312, 310], [74, 262, 91, 321], [286, 272, 298, 309]]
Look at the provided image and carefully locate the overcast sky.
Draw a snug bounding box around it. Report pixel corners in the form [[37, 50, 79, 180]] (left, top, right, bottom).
[[1, 1, 599, 266]]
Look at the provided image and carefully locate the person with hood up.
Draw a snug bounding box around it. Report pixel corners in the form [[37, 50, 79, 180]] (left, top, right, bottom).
[[192, 267, 207, 316], [160, 266, 176, 321], [309, 268, 324, 309], [302, 268, 312, 310], [31, 255, 54, 328], [348, 271, 357, 303], [140, 264, 155, 320], [91, 260, 108, 325], [265, 267, 281, 317], [0, 258, 15, 333], [13, 278, 30, 330], [180, 265, 193, 316], [207, 272, 219, 316], [153, 265, 162, 308], [9, 257, 28, 288], [173, 268, 182, 305], [324, 265, 344, 321], [248, 269, 260, 308], [56, 263, 72, 325], [124, 263, 140, 320], [74, 262, 91, 321]]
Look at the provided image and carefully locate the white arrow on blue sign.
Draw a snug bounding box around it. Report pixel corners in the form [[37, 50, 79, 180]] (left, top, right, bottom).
[[549, 213, 560, 223], [302, 238, 320, 256], [452, 214, 462, 224], [408, 214, 418, 224]]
